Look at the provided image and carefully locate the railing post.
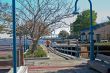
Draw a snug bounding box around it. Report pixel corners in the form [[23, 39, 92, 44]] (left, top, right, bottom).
[[71, 47, 73, 56]]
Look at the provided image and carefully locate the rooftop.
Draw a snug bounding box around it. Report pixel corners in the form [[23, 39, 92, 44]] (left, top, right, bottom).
[[81, 22, 110, 32]]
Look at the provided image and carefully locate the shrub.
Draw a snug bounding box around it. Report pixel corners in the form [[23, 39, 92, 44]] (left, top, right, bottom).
[[24, 46, 47, 58], [0, 55, 12, 59], [33, 48, 47, 57], [0, 56, 7, 59], [24, 49, 33, 58], [7, 55, 12, 58]]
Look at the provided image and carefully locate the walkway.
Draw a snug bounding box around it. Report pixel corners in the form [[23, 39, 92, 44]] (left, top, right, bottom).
[[25, 47, 99, 73]]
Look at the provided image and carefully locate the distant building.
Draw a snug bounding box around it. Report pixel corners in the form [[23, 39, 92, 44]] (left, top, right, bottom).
[[80, 22, 110, 42], [0, 27, 12, 39]]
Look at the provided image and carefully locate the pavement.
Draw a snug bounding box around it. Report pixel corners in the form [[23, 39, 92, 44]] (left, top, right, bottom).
[[25, 49, 99, 73]]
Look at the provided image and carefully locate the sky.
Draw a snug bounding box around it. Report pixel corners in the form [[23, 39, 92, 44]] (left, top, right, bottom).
[[56, 0, 110, 34], [1, 0, 110, 34], [78, 0, 110, 23]]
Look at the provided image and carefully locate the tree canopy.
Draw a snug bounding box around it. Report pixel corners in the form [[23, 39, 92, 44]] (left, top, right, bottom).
[[0, 25, 5, 33], [0, 0, 74, 52], [58, 30, 69, 39], [0, 2, 11, 33], [70, 9, 97, 36], [0, 2, 12, 23], [16, 0, 74, 52]]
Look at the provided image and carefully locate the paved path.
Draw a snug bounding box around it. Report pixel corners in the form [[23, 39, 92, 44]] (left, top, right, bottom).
[[25, 49, 99, 73]]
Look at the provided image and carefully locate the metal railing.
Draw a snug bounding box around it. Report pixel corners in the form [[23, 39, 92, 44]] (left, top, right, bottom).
[[48, 46, 76, 60]]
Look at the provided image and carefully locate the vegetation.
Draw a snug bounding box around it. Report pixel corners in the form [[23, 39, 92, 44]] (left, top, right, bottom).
[[0, 25, 5, 33], [33, 48, 47, 57], [58, 30, 69, 39], [95, 42, 110, 46], [0, 2, 10, 33], [70, 10, 97, 37], [0, 2, 12, 24], [0, 0, 74, 53], [24, 45, 47, 58], [15, 0, 74, 52], [0, 0, 75, 53], [0, 55, 12, 59]]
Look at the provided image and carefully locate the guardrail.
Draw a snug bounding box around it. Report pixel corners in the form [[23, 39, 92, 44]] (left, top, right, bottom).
[[52, 42, 110, 58], [48, 47, 76, 60], [53, 45, 80, 57], [52, 43, 77, 47]]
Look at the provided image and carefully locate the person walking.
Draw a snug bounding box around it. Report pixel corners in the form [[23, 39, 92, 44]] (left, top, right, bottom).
[[45, 40, 50, 47], [45, 40, 51, 53]]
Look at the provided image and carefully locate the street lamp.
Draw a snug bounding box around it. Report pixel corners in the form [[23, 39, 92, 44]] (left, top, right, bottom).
[[12, 0, 17, 73], [72, 0, 79, 15], [73, 0, 95, 61]]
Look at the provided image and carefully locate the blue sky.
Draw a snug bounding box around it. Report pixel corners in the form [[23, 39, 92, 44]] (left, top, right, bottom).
[[75, 0, 110, 23], [2, 0, 110, 34], [2, 0, 110, 23], [57, 0, 110, 33]]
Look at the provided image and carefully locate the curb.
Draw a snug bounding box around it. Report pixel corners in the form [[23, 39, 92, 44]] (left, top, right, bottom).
[[24, 57, 50, 60]]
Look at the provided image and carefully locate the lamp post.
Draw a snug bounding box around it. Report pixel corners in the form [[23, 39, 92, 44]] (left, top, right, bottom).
[[73, 0, 95, 61], [12, 0, 17, 73]]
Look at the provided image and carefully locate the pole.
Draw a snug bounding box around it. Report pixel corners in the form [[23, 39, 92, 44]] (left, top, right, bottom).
[[12, 0, 17, 73], [74, 0, 95, 61], [88, 0, 95, 61], [75, 0, 78, 12]]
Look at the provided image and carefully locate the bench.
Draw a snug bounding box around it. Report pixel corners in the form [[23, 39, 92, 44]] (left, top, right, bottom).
[[88, 54, 110, 73]]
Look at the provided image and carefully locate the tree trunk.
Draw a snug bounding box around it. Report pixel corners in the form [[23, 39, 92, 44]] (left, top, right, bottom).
[[19, 36, 22, 49], [31, 39, 39, 53], [18, 36, 24, 66]]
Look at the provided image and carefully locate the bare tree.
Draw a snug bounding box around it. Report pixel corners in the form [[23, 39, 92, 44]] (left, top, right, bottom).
[[0, 2, 12, 25], [16, 0, 74, 52]]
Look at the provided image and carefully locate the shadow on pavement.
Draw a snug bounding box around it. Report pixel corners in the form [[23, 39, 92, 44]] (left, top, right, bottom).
[[0, 69, 10, 73], [45, 64, 100, 73]]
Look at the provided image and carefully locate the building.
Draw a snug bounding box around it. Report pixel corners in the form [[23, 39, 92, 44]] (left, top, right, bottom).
[[80, 22, 110, 42], [0, 27, 12, 39]]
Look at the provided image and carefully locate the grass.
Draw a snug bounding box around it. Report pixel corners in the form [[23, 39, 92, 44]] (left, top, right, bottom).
[[24, 45, 47, 58], [81, 42, 110, 46], [0, 55, 12, 59], [95, 42, 110, 46]]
